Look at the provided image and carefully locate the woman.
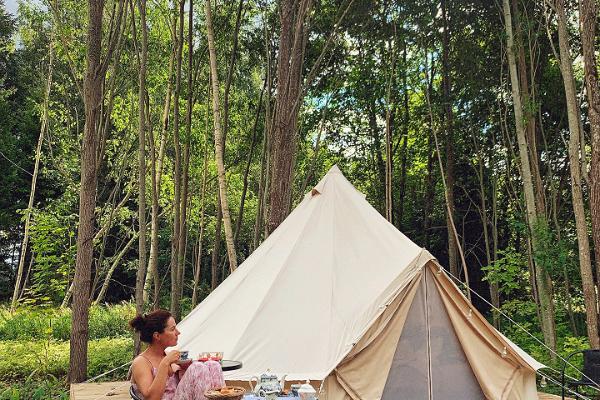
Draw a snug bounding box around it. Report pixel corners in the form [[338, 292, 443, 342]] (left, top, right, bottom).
[[129, 309, 225, 400]]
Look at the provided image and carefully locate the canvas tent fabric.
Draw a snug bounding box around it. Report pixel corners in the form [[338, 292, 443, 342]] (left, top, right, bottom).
[[175, 165, 543, 399]]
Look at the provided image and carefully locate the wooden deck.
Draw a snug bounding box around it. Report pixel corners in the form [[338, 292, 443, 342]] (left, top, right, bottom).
[[538, 393, 574, 400], [69, 382, 573, 400], [70, 381, 130, 399]]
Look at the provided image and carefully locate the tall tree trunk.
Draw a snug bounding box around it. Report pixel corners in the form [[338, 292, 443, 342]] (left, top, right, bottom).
[[170, 0, 184, 320], [512, 0, 545, 216], [69, 0, 106, 383], [11, 41, 54, 311], [441, 0, 458, 279], [502, 0, 557, 356], [555, 0, 599, 348], [267, 0, 312, 234], [134, 0, 149, 356], [580, 0, 600, 300], [205, 0, 238, 272]]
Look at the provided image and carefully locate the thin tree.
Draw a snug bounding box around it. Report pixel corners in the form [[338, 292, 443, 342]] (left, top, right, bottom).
[[177, 0, 194, 306], [95, 230, 137, 305], [512, 0, 546, 216], [472, 131, 500, 327], [145, 47, 175, 307], [134, 0, 149, 355], [11, 40, 54, 311], [397, 37, 409, 229], [170, 0, 184, 320], [192, 129, 209, 307], [209, 0, 245, 286], [205, 0, 238, 271], [384, 25, 397, 223], [552, 0, 599, 347], [423, 49, 471, 301], [254, 9, 274, 249], [441, 0, 458, 278], [234, 83, 265, 245], [502, 0, 557, 355]]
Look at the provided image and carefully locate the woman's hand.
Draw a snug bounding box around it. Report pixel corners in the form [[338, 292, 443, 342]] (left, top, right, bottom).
[[161, 350, 181, 366]]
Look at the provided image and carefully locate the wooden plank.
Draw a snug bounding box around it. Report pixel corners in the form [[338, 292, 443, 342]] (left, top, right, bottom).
[[538, 392, 574, 400], [72, 383, 570, 400], [70, 381, 130, 400]]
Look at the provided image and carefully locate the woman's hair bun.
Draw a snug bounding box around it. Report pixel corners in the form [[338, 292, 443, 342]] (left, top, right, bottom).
[[129, 309, 172, 343], [129, 314, 146, 331]]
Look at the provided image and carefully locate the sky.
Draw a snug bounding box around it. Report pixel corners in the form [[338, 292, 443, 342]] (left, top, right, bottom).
[[5, 0, 18, 16]]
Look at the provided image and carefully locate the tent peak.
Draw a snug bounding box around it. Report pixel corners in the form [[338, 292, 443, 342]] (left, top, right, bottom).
[[327, 164, 342, 174], [309, 164, 366, 200]]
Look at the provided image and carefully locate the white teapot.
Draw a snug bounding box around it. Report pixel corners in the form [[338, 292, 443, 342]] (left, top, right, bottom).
[[298, 380, 317, 400], [249, 370, 287, 398]]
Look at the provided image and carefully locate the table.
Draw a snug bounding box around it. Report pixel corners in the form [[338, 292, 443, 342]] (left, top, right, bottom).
[[221, 359, 243, 371]]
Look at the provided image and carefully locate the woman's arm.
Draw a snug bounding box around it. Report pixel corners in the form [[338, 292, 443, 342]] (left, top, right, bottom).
[[132, 351, 180, 400]]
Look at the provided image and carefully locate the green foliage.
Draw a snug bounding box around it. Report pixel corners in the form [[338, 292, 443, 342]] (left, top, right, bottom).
[[0, 375, 68, 400], [25, 209, 77, 304], [0, 337, 132, 384], [0, 303, 135, 341], [532, 219, 575, 280], [482, 249, 529, 295], [495, 296, 589, 386]]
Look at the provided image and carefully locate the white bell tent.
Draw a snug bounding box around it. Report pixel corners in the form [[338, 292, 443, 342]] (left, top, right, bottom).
[[175, 165, 544, 400]]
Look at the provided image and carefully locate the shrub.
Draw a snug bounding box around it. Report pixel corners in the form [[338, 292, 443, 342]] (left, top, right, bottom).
[[0, 303, 135, 341]]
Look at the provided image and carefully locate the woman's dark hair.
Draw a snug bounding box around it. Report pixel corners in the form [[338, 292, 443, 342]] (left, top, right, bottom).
[[129, 309, 172, 343]]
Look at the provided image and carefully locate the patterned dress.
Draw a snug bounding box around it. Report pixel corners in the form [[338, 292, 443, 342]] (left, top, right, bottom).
[[171, 361, 225, 400], [132, 359, 225, 400]]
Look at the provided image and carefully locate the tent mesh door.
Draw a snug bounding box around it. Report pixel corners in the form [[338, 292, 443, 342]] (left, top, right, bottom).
[[381, 268, 484, 400]]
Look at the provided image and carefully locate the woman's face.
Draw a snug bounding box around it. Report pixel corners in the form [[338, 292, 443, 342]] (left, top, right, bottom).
[[155, 317, 180, 347]]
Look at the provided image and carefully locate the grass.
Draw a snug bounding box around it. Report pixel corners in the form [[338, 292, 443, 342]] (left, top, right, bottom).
[[0, 303, 136, 399], [0, 337, 133, 382], [0, 376, 70, 400]]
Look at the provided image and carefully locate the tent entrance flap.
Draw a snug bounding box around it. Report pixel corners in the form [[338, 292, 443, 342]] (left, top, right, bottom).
[[381, 267, 484, 400]]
